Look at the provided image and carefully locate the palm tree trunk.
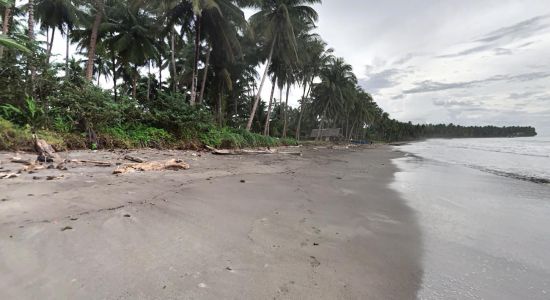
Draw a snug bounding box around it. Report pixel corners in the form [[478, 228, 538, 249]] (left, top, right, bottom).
[[158, 56, 162, 90], [278, 85, 283, 121], [246, 37, 277, 131], [218, 81, 223, 127], [316, 101, 330, 141], [65, 30, 70, 80], [132, 76, 137, 99], [28, 0, 36, 94], [295, 81, 312, 140], [147, 61, 151, 102], [190, 14, 201, 106], [282, 84, 290, 138], [170, 28, 176, 92], [46, 27, 55, 64], [112, 53, 117, 101], [263, 81, 276, 136], [0, 5, 12, 58], [198, 46, 211, 105], [86, 0, 103, 81]]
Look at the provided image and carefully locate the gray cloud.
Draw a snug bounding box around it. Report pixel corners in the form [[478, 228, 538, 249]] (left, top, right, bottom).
[[509, 91, 540, 99], [475, 15, 550, 43], [438, 15, 550, 58], [433, 99, 480, 107], [404, 72, 550, 94], [359, 68, 403, 94]]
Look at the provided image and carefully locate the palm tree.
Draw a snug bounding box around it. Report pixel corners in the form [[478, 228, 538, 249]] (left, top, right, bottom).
[[295, 37, 333, 140], [312, 57, 356, 140], [27, 0, 36, 93], [34, 0, 79, 64], [245, 0, 320, 131], [0, 0, 14, 58], [85, 0, 104, 81], [103, 1, 159, 98]]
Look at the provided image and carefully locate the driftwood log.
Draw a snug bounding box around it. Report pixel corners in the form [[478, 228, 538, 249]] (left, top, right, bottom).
[[10, 157, 33, 165], [113, 159, 190, 174], [123, 155, 146, 163], [34, 137, 60, 162], [206, 145, 301, 156], [66, 159, 113, 167]]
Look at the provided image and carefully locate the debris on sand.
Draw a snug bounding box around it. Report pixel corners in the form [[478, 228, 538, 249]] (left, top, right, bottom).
[[10, 157, 32, 165], [206, 145, 302, 156], [61, 226, 73, 231], [113, 159, 190, 174], [46, 175, 65, 181], [66, 159, 113, 167], [309, 256, 321, 267], [1, 173, 19, 179], [123, 155, 146, 163], [21, 164, 45, 173], [34, 137, 60, 162]]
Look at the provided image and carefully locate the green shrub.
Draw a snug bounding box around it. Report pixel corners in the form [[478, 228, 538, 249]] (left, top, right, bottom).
[[100, 125, 174, 149], [0, 117, 33, 150]]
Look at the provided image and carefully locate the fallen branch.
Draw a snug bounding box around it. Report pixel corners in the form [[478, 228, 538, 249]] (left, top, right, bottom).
[[66, 159, 113, 167], [21, 164, 45, 173], [11, 157, 33, 165], [1, 173, 19, 179], [206, 145, 301, 156], [113, 159, 190, 174], [124, 155, 146, 163]]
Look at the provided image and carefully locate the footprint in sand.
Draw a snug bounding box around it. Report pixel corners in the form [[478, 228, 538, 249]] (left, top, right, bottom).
[[309, 256, 321, 268], [311, 226, 321, 234]]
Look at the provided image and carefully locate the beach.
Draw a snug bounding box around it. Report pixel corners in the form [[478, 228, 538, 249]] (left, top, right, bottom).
[[0, 146, 422, 299]]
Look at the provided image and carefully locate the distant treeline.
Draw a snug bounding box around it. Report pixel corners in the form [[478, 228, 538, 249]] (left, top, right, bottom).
[[366, 120, 537, 142]]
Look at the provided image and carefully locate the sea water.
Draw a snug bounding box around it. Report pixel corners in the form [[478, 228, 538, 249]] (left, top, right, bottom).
[[392, 137, 550, 299]]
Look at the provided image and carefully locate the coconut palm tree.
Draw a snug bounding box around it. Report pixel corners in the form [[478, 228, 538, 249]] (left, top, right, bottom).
[[245, 0, 320, 131], [311, 57, 356, 140], [103, 1, 159, 98], [0, 0, 14, 58], [34, 0, 78, 64], [295, 36, 333, 140], [85, 0, 104, 81]]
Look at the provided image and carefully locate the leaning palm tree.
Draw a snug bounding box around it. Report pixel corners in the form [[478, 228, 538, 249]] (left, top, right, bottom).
[[245, 0, 320, 131]]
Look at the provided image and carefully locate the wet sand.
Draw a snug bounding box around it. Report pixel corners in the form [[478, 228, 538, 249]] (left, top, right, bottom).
[[0, 146, 422, 299]]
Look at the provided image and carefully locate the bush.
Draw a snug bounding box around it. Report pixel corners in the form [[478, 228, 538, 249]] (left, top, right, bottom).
[[0, 117, 82, 151], [99, 125, 174, 149], [147, 92, 214, 139]]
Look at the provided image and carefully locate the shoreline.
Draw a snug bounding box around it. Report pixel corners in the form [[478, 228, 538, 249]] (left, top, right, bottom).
[[0, 146, 422, 299]]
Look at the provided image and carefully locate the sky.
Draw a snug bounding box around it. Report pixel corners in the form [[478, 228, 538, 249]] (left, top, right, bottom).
[[309, 0, 550, 135], [45, 1, 550, 135]]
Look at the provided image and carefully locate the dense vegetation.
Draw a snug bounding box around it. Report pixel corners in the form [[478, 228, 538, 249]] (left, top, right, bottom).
[[0, 0, 536, 150]]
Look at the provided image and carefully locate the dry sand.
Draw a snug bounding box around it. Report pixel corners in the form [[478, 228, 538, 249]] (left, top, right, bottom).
[[0, 146, 422, 299]]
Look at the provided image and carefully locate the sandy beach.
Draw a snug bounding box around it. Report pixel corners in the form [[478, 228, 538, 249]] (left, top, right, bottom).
[[0, 146, 422, 299]]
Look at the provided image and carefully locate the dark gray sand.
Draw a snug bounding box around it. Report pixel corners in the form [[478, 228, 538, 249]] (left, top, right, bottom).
[[0, 146, 422, 299]]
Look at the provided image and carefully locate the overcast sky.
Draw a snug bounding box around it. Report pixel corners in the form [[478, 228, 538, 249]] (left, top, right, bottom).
[[309, 0, 550, 135], [47, 1, 550, 135]]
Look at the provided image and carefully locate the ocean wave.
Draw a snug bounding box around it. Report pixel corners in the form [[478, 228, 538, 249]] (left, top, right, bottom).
[[466, 165, 550, 184], [452, 145, 550, 158]]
